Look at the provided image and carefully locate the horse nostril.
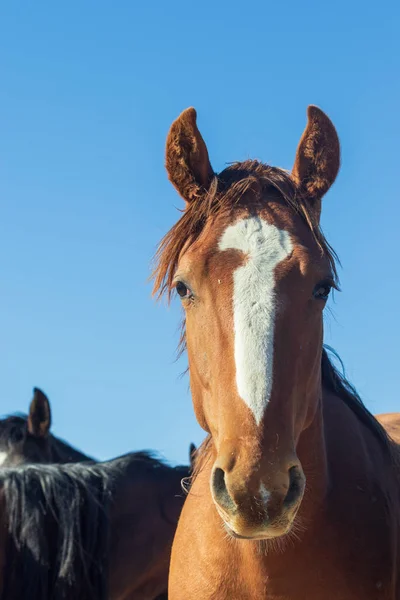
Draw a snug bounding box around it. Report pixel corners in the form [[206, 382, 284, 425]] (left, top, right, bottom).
[[283, 465, 304, 508], [213, 467, 226, 494], [212, 467, 236, 511]]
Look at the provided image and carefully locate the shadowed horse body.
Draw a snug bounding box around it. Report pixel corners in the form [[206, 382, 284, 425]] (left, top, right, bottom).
[[153, 107, 400, 599], [0, 389, 194, 599], [0, 452, 189, 600]]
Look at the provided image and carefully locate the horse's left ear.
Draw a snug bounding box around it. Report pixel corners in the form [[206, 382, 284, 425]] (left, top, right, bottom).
[[166, 108, 214, 204], [292, 106, 340, 218], [28, 387, 51, 438]]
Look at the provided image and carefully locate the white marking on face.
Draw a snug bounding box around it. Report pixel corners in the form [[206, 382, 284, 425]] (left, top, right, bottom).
[[259, 483, 271, 506], [219, 216, 293, 424], [0, 452, 9, 466]]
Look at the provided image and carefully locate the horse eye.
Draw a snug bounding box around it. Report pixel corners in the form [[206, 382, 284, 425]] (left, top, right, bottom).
[[313, 281, 332, 301], [176, 281, 192, 299], [9, 427, 25, 444]]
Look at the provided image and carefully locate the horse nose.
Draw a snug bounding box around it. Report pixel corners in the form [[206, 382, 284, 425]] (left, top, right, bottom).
[[212, 467, 237, 513], [283, 465, 304, 509], [211, 461, 305, 526]]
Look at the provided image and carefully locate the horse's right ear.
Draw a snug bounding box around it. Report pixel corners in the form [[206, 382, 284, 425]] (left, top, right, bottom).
[[28, 388, 51, 438], [165, 108, 214, 203], [292, 105, 340, 219]]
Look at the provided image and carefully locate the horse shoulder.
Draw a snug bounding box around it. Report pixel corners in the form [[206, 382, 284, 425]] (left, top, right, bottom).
[[376, 413, 400, 445]]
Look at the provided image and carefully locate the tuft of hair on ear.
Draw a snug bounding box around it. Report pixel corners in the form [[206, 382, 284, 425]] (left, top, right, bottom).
[[165, 107, 214, 203], [292, 105, 340, 217], [28, 387, 52, 438]]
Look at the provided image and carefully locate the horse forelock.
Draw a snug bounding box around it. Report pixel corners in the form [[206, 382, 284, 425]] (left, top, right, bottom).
[[152, 160, 339, 304]]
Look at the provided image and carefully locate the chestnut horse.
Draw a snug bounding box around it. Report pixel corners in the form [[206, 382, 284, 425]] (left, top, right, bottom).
[[153, 107, 400, 599], [377, 413, 400, 444]]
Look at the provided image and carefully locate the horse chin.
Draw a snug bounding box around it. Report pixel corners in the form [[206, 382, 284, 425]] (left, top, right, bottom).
[[219, 508, 298, 541], [224, 520, 293, 541]]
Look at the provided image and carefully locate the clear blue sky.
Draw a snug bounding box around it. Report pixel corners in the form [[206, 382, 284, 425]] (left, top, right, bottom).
[[1, 2, 399, 465]]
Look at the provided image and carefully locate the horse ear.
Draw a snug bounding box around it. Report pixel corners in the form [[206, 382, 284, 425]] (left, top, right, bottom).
[[189, 443, 197, 467], [292, 105, 340, 218], [28, 387, 51, 438], [165, 108, 214, 203]]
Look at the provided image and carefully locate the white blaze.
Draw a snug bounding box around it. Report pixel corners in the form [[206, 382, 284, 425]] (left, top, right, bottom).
[[259, 483, 271, 506], [0, 452, 8, 466], [219, 216, 292, 425]]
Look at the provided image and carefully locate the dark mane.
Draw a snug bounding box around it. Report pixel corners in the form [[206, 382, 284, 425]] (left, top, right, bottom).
[[321, 346, 397, 456], [152, 160, 396, 469], [0, 451, 179, 600], [1, 462, 113, 600]]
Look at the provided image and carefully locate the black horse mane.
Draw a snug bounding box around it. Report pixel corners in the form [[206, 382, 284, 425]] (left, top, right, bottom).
[[321, 346, 395, 456], [0, 451, 178, 600]]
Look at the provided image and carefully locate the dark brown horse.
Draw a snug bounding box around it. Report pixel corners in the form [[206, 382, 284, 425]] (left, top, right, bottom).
[[0, 388, 195, 599], [0, 387, 196, 470], [0, 388, 91, 466], [0, 452, 190, 600], [153, 106, 400, 599]]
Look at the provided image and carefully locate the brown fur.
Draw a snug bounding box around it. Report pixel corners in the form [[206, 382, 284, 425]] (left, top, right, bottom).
[[27, 388, 51, 438], [377, 413, 400, 444], [154, 106, 400, 599], [165, 107, 214, 203], [153, 160, 338, 301], [292, 105, 340, 216]]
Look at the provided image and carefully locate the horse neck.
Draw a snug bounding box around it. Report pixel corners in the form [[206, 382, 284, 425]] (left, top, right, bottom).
[[295, 395, 330, 521], [50, 436, 92, 463], [296, 383, 383, 519]]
